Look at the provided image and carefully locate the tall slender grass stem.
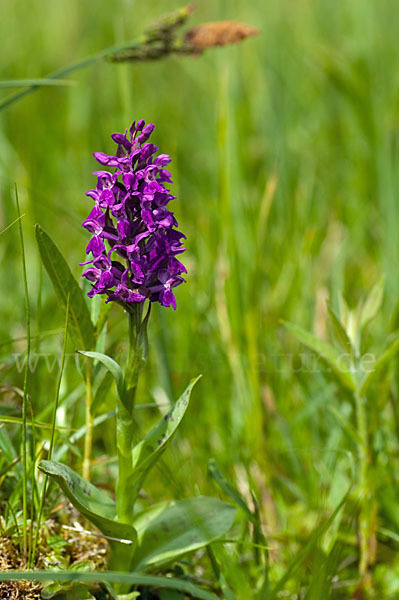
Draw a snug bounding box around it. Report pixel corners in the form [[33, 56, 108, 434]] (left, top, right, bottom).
[[355, 388, 370, 575], [15, 185, 30, 566]]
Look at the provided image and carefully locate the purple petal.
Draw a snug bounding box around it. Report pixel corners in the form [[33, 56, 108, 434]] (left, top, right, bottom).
[[140, 143, 158, 162], [168, 257, 187, 275], [153, 154, 171, 167], [98, 270, 115, 289], [111, 132, 132, 151], [93, 254, 112, 270], [160, 288, 176, 309], [137, 123, 155, 144], [131, 261, 145, 284], [158, 169, 173, 184], [117, 220, 132, 240], [99, 189, 115, 208], [86, 236, 105, 256], [82, 267, 101, 282], [86, 189, 99, 201], [93, 152, 120, 167], [123, 172, 137, 191]]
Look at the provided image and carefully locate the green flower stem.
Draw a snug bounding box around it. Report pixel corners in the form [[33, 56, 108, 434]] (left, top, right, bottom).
[[82, 359, 94, 481], [126, 303, 145, 402], [116, 402, 134, 524], [116, 304, 145, 524], [353, 340, 372, 578]]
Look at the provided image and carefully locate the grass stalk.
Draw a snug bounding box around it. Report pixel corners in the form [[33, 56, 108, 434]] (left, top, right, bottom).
[[354, 388, 370, 575], [15, 185, 30, 566], [27, 397, 38, 567]]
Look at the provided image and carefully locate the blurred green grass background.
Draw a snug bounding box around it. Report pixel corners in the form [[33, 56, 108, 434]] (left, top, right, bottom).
[[1, 0, 399, 596]]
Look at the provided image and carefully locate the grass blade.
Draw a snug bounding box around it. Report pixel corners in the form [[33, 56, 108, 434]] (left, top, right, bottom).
[[15, 185, 30, 565]]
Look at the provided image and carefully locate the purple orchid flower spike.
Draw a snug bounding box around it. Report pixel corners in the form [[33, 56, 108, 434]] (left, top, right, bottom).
[[81, 120, 186, 309]]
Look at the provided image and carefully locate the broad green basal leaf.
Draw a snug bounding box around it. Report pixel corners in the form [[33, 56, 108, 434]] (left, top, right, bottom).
[[131, 496, 236, 569], [35, 225, 95, 350], [38, 460, 136, 544]]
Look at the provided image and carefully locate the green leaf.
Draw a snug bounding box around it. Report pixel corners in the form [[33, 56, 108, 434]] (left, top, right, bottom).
[[282, 321, 356, 391], [0, 571, 220, 600], [35, 225, 95, 350], [78, 351, 126, 407], [326, 303, 353, 355], [131, 496, 236, 569], [359, 336, 399, 396], [360, 275, 385, 330], [129, 376, 201, 497], [38, 460, 136, 544]]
